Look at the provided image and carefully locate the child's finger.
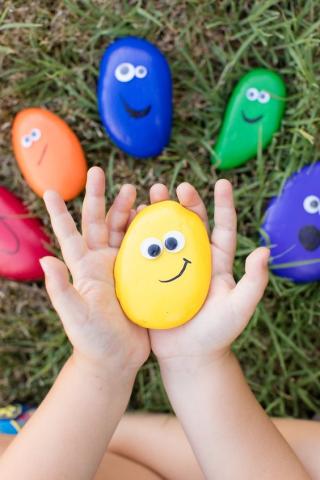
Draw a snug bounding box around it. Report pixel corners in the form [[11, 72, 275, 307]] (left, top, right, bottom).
[[230, 247, 269, 323], [125, 209, 137, 228], [82, 167, 108, 250], [149, 183, 169, 203], [44, 191, 87, 268], [137, 204, 147, 212], [176, 182, 209, 233], [107, 184, 136, 248], [211, 179, 237, 275], [40, 256, 86, 329]]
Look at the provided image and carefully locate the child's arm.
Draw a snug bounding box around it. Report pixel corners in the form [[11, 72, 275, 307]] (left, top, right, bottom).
[[149, 180, 310, 480], [0, 167, 150, 480]]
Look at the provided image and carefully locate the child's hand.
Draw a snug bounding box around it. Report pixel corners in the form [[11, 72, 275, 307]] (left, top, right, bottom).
[[41, 167, 150, 378], [147, 180, 269, 371]]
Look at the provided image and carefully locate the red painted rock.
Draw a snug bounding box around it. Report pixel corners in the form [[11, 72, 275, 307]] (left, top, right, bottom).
[[0, 187, 51, 281]]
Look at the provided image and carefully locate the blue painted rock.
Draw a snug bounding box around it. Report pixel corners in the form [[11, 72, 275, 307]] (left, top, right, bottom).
[[97, 36, 172, 158], [261, 163, 320, 282], [0, 186, 51, 281]]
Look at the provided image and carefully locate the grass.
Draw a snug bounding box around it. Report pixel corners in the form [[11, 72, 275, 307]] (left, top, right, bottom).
[[0, 0, 320, 418]]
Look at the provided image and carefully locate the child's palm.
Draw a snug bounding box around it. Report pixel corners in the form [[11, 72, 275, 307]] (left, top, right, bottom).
[[42, 168, 150, 372]]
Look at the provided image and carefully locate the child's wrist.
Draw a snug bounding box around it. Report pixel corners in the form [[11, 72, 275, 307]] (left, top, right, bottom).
[[159, 351, 239, 406], [158, 348, 233, 379], [70, 351, 138, 391]]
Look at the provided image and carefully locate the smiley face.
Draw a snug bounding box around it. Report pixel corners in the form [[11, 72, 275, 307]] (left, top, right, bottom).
[[212, 69, 286, 170], [12, 108, 87, 200], [114, 201, 212, 329], [98, 36, 173, 158], [261, 163, 320, 283]]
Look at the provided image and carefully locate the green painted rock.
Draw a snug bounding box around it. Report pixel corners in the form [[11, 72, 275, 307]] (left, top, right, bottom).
[[212, 69, 286, 170]]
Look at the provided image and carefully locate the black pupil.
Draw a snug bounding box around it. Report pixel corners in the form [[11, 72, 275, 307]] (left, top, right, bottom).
[[148, 244, 161, 257], [310, 200, 318, 208], [121, 66, 128, 74], [165, 237, 178, 251]]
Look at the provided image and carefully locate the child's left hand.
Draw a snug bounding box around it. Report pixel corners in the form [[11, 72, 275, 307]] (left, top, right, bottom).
[[146, 180, 269, 371], [41, 167, 150, 378]]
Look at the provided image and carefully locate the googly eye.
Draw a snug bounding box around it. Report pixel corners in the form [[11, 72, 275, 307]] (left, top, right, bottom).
[[258, 90, 270, 104], [246, 88, 259, 101], [135, 65, 148, 79], [303, 195, 320, 214], [21, 135, 32, 148], [30, 128, 41, 141], [114, 62, 135, 82], [140, 237, 163, 259], [163, 231, 185, 253]]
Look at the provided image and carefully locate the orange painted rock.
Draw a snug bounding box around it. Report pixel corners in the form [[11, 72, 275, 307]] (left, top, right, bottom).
[[0, 186, 51, 281], [12, 108, 87, 200]]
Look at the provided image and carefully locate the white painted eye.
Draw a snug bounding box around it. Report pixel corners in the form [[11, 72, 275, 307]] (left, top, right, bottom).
[[135, 65, 148, 79], [163, 231, 185, 253], [30, 128, 41, 141], [21, 135, 32, 148], [115, 62, 135, 82], [303, 195, 320, 214], [140, 237, 163, 259], [258, 90, 270, 104], [246, 88, 259, 101]]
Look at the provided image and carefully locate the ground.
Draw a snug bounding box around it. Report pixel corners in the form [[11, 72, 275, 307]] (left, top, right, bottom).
[[0, 0, 319, 418]]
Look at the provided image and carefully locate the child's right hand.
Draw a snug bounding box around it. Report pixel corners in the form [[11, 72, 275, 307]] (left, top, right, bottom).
[[41, 167, 150, 379]]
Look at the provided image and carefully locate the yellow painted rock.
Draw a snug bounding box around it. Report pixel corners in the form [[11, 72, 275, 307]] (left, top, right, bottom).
[[114, 200, 212, 329]]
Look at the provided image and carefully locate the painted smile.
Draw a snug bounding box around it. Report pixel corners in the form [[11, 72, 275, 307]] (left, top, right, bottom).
[[241, 111, 263, 124], [0, 218, 20, 255], [121, 96, 151, 119], [37, 143, 48, 165], [159, 258, 191, 283]]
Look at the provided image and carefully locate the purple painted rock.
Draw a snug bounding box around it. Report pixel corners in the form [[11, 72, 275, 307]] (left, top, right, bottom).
[[261, 163, 320, 282], [0, 187, 51, 281]]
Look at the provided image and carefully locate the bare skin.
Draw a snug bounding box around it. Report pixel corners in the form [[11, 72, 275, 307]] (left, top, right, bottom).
[[0, 415, 319, 479], [0, 168, 312, 479]]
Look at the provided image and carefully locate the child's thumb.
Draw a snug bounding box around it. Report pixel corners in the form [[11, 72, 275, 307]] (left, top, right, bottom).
[[40, 256, 85, 327], [231, 247, 269, 324]]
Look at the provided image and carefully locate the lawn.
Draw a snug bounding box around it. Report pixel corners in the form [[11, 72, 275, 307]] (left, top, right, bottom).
[[0, 0, 319, 418]]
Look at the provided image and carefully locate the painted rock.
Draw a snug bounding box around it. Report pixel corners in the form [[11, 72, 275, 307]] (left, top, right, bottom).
[[98, 36, 172, 158], [212, 69, 286, 170], [12, 108, 87, 200], [261, 163, 320, 283], [0, 186, 51, 281], [114, 200, 211, 329]]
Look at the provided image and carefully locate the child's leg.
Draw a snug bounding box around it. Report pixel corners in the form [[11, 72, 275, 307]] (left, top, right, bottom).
[[273, 418, 320, 480], [0, 434, 161, 480], [109, 414, 320, 480], [93, 452, 162, 480], [1, 415, 320, 479], [0, 434, 13, 456], [109, 413, 204, 480]]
